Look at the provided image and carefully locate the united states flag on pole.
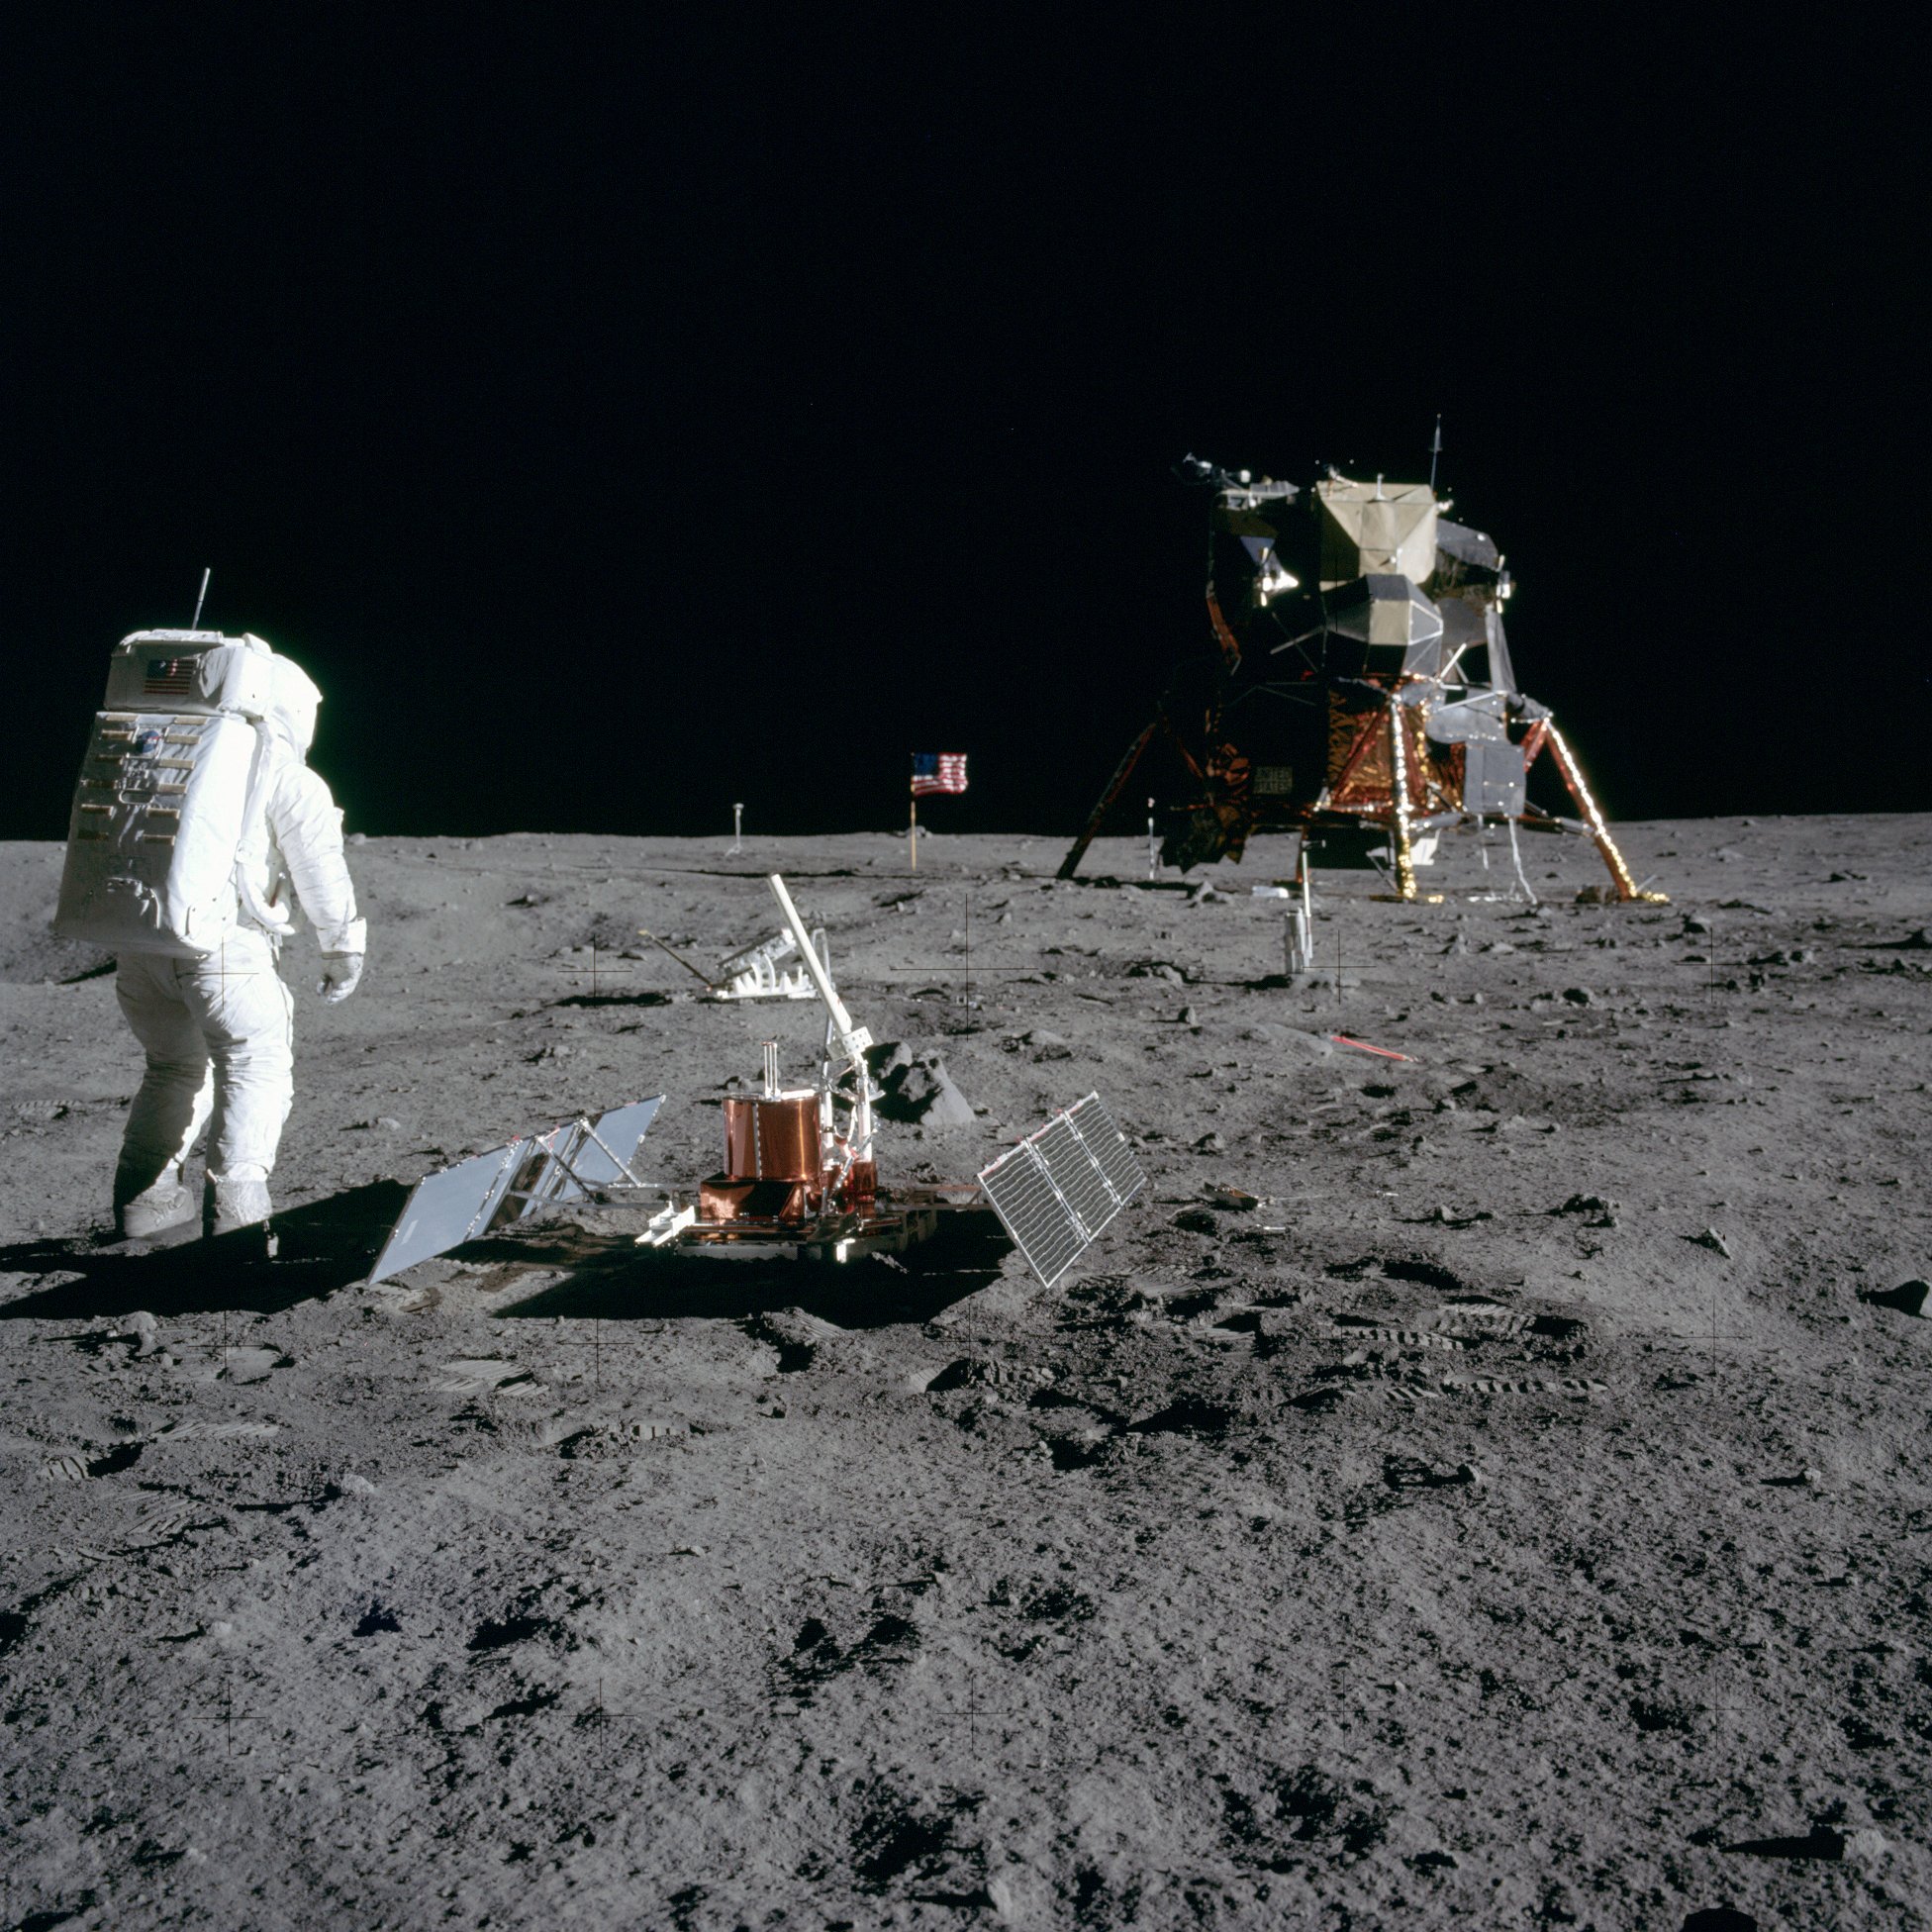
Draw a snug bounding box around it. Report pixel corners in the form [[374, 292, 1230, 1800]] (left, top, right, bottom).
[[912, 752, 968, 797]]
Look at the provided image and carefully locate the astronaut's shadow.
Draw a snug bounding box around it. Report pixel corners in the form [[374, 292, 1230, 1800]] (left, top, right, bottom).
[[475, 1208, 1012, 1330], [0, 1181, 409, 1320]]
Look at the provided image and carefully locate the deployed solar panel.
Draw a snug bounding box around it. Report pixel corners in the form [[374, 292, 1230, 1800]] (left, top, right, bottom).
[[1036, 1112, 1116, 1239], [977, 1091, 1144, 1288], [535, 1099, 664, 1196], [369, 1144, 525, 1285], [979, 1151, 1089, 1288], [369, 1097, 662, 1283], [1066, 1095, 1142, 1207]]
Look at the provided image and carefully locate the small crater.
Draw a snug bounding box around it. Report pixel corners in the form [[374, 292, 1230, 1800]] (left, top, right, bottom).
[[467, 1614, 549, 1652], [1631, 1696, 1693, 1735], [848, 1782, 983, 1891], [487, 1688, 561, 1721], [1129, 1397, 1237, 1437], [1270, 1766, 1386, 1857], [1020, 1585, 1094, 1624], [926, 1356, 1041, 1394], [1290, 1387, 1347, 1412], [1840, 1714, 1892, 1751], [1381, 1456, 1477, 1492], [1530, 1313, 1588, 1340], [1382, 1257, 1473, 1294]]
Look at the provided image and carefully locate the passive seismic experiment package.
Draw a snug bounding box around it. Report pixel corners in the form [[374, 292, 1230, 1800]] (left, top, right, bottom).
[[370, 874, 1144, 1290]]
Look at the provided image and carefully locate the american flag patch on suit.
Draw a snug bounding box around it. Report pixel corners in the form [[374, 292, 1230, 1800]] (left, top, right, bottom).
[[144, 658, 198, 698]]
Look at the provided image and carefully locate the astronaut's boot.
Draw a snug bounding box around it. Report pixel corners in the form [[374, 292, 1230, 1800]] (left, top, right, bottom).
[[115, 1165, 197, 1240], [205, 1178, 274, 1239]]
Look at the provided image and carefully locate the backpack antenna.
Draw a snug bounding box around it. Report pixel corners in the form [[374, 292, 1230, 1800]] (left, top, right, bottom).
[[191, 567, 211, 630]]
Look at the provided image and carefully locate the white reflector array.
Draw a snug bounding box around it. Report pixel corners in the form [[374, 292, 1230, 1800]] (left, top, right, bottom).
[[977, 1093, 1144, 1288]]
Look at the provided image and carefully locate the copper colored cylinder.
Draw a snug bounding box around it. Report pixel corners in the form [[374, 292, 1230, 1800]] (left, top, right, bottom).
[[723, 1095, 821, 1183]]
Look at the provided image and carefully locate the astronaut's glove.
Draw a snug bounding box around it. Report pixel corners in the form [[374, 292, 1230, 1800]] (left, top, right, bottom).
[[318, 952, 365, 1004]]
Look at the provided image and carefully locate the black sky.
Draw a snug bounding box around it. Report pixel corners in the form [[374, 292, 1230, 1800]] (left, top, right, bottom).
[[6, 15, 1919, 843]]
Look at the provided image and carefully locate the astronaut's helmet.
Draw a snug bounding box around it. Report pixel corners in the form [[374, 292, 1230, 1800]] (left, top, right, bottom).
[[249, 637, 324, 757]]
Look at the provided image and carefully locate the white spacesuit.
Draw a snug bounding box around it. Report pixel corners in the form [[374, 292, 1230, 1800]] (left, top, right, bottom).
[[114, 654, 367, 1239]]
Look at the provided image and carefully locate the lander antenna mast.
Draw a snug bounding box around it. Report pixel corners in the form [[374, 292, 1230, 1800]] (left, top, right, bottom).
[[191, 568, 211, 630]]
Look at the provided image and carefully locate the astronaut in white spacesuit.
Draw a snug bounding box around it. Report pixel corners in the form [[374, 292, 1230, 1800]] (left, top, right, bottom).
[[113, 654, 367, 1239]]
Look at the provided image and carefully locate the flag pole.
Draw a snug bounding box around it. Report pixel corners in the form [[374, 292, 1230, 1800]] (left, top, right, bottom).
[[909, 779, 918, 871]]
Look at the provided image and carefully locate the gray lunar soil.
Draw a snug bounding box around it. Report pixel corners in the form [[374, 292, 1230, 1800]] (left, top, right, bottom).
[[2, 816, 1929, 1930]]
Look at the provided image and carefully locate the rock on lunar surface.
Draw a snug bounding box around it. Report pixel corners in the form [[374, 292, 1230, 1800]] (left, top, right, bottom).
[[872, 1040, 978, 1127]]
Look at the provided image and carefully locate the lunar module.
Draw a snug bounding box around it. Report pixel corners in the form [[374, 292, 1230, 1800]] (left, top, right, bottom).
[[1059, 457, 1665, 903], [369, 876, 1143, 1287]]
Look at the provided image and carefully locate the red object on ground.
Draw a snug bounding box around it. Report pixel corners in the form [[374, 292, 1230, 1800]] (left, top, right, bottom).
[[1329, 1034, 1415, 1063]]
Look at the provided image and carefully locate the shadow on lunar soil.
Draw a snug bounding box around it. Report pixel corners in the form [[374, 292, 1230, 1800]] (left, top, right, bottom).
[[471, 1208, 1012, 1330], [548, 990, 676, 1009], [0, 1180, 408, 1320]]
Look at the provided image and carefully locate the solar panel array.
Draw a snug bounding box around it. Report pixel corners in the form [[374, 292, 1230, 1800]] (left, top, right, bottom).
[[370, 1097, 663, 1283], [1068, 1095, 1144, 1206], [977, 1093, 1144, 1288], [979, 1147, 1089, 1288]]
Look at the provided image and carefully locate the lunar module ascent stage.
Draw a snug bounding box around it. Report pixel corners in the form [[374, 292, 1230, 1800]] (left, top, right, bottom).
[[1060, 458, 1665, 904], [370, 875, 1143, 1289]]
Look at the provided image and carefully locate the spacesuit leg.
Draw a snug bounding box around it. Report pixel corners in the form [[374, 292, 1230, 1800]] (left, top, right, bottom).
[[184, 929, 295, 1207], [114, 951, 216, 1215]]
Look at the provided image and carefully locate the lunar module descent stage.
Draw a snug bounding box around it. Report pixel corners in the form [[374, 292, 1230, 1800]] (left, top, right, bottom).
[[369, 876, 1143, 1287], [1058, 457, 1665, 904]]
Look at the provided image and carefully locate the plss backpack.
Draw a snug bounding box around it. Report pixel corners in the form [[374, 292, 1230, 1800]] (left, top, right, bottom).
[[53, 630, 281, 958]]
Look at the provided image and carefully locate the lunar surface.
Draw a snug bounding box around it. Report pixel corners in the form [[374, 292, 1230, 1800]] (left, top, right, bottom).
[[2, 816, 1928, 1930]]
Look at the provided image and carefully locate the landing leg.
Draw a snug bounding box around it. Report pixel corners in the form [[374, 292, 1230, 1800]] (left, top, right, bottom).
[[1058, 718, 1159, 879], [1538, 722, 1668, 903], [1384, 697, 1418, 901]]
